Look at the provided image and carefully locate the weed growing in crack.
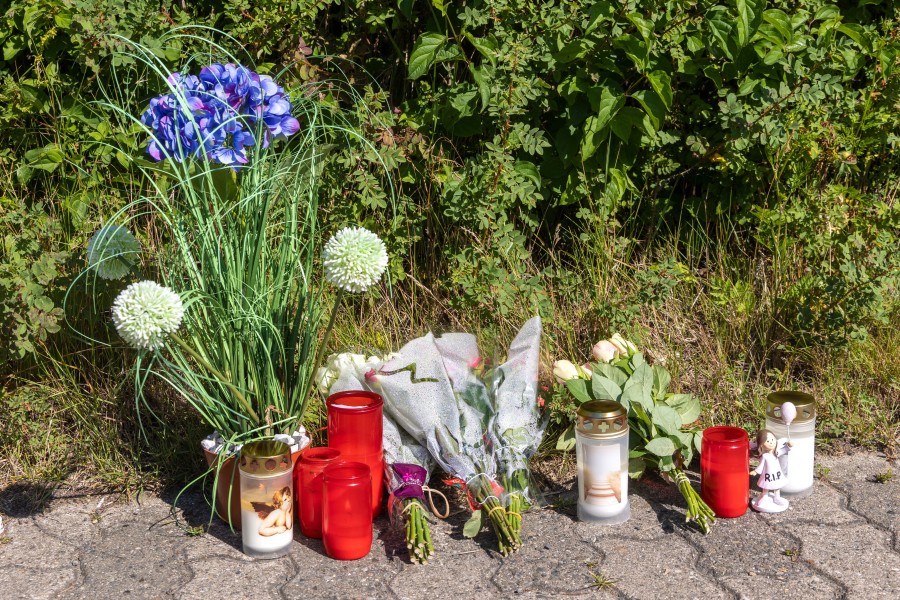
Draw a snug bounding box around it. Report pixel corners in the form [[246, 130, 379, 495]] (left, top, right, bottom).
[[586, 562, 617, 590], [872, 469, 894, 484]]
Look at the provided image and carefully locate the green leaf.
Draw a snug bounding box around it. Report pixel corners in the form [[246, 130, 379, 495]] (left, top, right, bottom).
[[614, 35, 648, 71], [837, 24, 872, 52], [594, 87, 625, 130], [398, 0, 415, 19], [622, 381, 652, 414], [556, 425, 576, 451], [408, 33, 447, 80], [694, 431, 704, 454], [630, 362, 654, 400], [671, 430, 694, 451], [591, 374, 622, 401], [566, 378, 592, 404], [646, 71, 672, 110], [762, 9, 793, 43], [665, 394, 702, 425], [610, 106, 644, 142], [581, 115, 604, 160], [645, 437, 676, 457], [633, 89, 667, 131], [514, 160, 541, 187], [469, 63, 493, 110], [735, 0, 764, 48], [432, 0, 446, 16], [626, 13, 654, 42], [651, 405, 683, 436], [555, 38, 596, 63], [54, 10, 73, 29], [3, 35, 25, 61], [593, 362, 628, 387], [464, 32, 498, 65], [628, 457, 646, 478], [463, 509, 483, 537], [652, 365, 671, 398], [24, 145, 64, 172]]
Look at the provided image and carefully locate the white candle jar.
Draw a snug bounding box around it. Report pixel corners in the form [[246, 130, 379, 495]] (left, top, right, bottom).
[[765, 391, 816, 498], [238, 440, 295, 559], [576, 400, 630, 524]]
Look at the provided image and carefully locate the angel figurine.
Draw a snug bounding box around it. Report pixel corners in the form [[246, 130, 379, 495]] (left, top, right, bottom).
[[750, 429, 792, 513]]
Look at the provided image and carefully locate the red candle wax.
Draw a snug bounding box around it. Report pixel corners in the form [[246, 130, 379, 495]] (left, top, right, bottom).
[[700, 426, 749, 518], [327, 391, 384, 517], [294, 447, 342, 539]]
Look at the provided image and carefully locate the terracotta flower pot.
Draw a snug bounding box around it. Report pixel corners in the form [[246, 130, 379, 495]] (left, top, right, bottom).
[[202, 444, 305, 530]]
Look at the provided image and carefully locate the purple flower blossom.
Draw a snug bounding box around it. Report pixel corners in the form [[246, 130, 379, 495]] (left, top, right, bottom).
[[140, 64, 299, 166]]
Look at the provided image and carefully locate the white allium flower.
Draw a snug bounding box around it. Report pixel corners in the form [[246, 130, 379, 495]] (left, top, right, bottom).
[[112, 280, 184, 351], [322, 227, 388, 293], [86, 225, 140, 280]]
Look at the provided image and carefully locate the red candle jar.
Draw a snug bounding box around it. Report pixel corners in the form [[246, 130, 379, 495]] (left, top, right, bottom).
[[294, 447, 342, 539], [322, 461, 373, 560], [700, 426, 750, 518], [326, 390, 384, 517]]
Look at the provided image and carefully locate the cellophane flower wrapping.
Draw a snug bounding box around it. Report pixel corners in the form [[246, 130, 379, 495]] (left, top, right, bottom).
[[487, 316, 545, 507]]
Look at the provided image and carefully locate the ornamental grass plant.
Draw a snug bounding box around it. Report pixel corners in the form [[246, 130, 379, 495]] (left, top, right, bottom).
[[70, 30, 392, 453]]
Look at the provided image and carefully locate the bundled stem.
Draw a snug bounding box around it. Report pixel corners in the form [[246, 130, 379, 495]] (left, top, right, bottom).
[[403, 499, 434, 564], [674, 469, 716, 534], [469, 477, 520, 555]]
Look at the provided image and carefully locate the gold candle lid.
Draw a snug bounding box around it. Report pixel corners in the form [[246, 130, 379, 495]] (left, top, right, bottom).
[[766, 391, 816, 423], [576, 400, 628, 438], [238, 440, 293, 477]]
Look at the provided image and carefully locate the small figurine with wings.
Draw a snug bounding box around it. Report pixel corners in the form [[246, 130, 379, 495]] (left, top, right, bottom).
[[750, 429, 792, 513], [250, 486, 293, 536]]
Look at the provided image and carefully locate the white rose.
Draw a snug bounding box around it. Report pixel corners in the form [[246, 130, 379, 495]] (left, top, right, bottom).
[[609, 334, 637, 357], [553, 360, 581, 383], [592, 340, 619, 363]]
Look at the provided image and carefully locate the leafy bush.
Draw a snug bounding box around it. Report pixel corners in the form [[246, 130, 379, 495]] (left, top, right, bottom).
[[2, 0, 899, 365]]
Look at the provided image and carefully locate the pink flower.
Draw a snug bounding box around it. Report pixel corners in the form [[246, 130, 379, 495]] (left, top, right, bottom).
[[469, 356, 483, 369], [537, 396, 545, 408], [365, 368, 378, 382]]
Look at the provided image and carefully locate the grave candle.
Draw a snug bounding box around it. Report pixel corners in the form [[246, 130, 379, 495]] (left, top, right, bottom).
[[766, 391, 816, 497], [238, 440, 295, 559], [700, 426, 749, 518], [575, 400, 630, 525]]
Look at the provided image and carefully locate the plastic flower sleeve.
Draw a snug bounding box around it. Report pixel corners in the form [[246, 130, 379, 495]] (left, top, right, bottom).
[[490, 316, 545, 505]]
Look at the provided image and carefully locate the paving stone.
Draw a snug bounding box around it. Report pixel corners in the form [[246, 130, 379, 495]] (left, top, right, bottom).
[[761, 481, 862, 527], [493, 509, 604, 595], [817, 452, 900, 540], [65, 508, 192, 600], [388, 514, 501, 599], [687, 512, 840, 599], [0, 517, 82, 599], [572, 484, 687, 543], [178, 554, 297, 600], [780, 522, 900, 599], [2, 452, 899, 599], [593, 535, 730, 600]]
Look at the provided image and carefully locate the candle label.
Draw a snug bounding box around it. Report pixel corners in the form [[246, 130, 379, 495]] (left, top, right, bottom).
[[241, 483, 294, 554], [582, 443, 625, 509]]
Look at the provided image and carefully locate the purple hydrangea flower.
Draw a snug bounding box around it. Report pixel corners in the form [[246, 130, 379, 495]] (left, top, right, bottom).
[[141, 64, 299, 165]]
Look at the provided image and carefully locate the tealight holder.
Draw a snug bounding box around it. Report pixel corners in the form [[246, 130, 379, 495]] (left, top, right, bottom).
[[575, 400, 630, 524], [765, 391, 816, 497]]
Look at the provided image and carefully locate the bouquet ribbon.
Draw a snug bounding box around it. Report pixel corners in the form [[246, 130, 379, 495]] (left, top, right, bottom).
[[443, 475, 505, 512], [391, 464, 450, 518]]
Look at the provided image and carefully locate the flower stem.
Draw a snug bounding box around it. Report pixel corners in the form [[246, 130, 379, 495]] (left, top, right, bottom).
[[170, 333, 259, 423], [299, 288, 344, 417]]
